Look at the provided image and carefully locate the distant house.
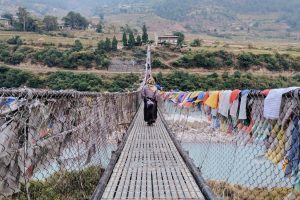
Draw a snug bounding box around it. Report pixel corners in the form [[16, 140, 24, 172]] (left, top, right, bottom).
[[88, 23, 96, 31], [58, 22, 71, 30], [0, 17, 11, 29], [57, 19, 65, 30], [119, 4, 131, 13], [156, 35, 179, 46], [58, 23, 64, 30]]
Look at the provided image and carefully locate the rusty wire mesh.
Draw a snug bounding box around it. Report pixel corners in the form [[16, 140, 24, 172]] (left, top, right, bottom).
[[160, 89, 300, 200], [0, 88, 140, 200]]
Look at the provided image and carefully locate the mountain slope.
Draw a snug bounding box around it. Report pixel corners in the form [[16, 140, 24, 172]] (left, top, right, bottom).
[[0, 0, 300, 39]]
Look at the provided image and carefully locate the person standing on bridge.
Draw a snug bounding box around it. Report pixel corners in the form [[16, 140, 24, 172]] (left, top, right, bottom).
[[141, 77, 158, 126]]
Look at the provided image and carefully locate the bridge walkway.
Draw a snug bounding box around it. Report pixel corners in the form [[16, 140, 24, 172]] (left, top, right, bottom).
[[101, 105, 205, 200]]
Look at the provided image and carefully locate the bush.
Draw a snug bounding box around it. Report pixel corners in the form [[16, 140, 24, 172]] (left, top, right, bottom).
[[275, 53, 293, 70], [71, 40, 83, 52], [154, 70, 300, 91], [132, 48, 147, 63], [16, 46, 35, 54], [33, 48, 65, 67], [293, 57, 300, 71], [101, 58, 111, 70], [0, 42, 10, 62], [0, 66, 141, 92], [7, 35, 23, 45], [190, 39, 203, 47], [0, 44, 27, 65], [107, 73, 140, 92], [6, 52, 26, 65], [97, 39, 112, 53], [293, 73, 300, 82], [0, 66, 41, 88], [12, 166, 103, 200], [173, 50, 300, 71], [237, 52, 259, 69], [42, 42, 55, 47], [152, 59, 167, 68], [212, 50, 235, 66], [34, 47, 92, 69], [68, 50, 95, 68], [46, 72, 103, 91], [174, 50, 234, 69], [194, 53, 219, 68], [57, 32, 74, 38], [258, 54, 280, 71]]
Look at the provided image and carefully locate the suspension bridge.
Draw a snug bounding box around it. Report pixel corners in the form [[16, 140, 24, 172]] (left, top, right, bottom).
[[88, 46, 213, 199], [1, 46, 300, 200]]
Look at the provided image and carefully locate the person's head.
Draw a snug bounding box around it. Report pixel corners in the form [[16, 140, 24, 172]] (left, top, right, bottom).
[[147, 77, 155, 85]]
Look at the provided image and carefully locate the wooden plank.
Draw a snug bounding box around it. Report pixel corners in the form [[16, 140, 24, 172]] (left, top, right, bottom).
[[127, 166, 137, 198], [157, 167, 165, 198], [134, 167, 142, 198]]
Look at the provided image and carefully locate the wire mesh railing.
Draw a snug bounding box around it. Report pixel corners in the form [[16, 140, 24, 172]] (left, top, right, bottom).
[[0, 88, 140, 200], [160, 88, 300, 200]]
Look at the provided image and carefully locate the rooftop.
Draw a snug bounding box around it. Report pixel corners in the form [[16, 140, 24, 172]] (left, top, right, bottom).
[[0, 17, 9, 20]]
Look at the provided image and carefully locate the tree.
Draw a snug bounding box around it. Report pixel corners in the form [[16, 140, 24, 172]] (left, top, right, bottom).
[[26, 16, 42, 32], [96, 22, 103, 33], [105, 38, 111, 51], [99, 13, 104, 20], [97, 40, 106, 52], [190, 39, 203, 47], [121, 24, 132, 34], [112, 36, 118, 51], [1, 13, 14, 25], [72, 40, 83, 52], [63, 11, 88, 30], [122, 32, 127, 47], [101, 58, 110, 70], [128, 32, 135, 49], [142, 24, 148, 43], [136, 35, 142, 46], [108, 24, 117, 34], [96, 39, 111, 52], [173, 32, 185, 46], [16, 8, 42, 32], [132, 28, 138, 35], [17, 7, 29, 31], [43, 16, 58, 31]]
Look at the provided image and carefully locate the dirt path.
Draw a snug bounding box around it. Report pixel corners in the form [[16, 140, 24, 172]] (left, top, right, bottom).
[[159, 52, 182, 69]]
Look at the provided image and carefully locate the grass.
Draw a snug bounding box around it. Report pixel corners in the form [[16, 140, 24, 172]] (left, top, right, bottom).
[[208, 180, 298, 200], [3, 166, 104, 200], [185, 32, 300, 57], [186, 41, 300, 57], [0, 30, 123, 48]]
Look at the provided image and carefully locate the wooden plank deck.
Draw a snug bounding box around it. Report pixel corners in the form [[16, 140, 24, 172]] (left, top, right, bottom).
[[102, 106, 204, 200]]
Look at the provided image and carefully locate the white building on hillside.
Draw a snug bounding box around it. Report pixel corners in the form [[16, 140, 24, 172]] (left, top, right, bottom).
[[156, 35, 179, 46], [0, 17, 10, 28]]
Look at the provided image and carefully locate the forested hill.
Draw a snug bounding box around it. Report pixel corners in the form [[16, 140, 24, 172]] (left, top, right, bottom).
[[152, 0, 300, 30], [1, 0, 300, 34]]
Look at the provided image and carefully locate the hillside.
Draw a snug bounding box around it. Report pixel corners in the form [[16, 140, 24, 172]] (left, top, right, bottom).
[[151, 0, 300, 39], [1, 0, 300, 40]]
